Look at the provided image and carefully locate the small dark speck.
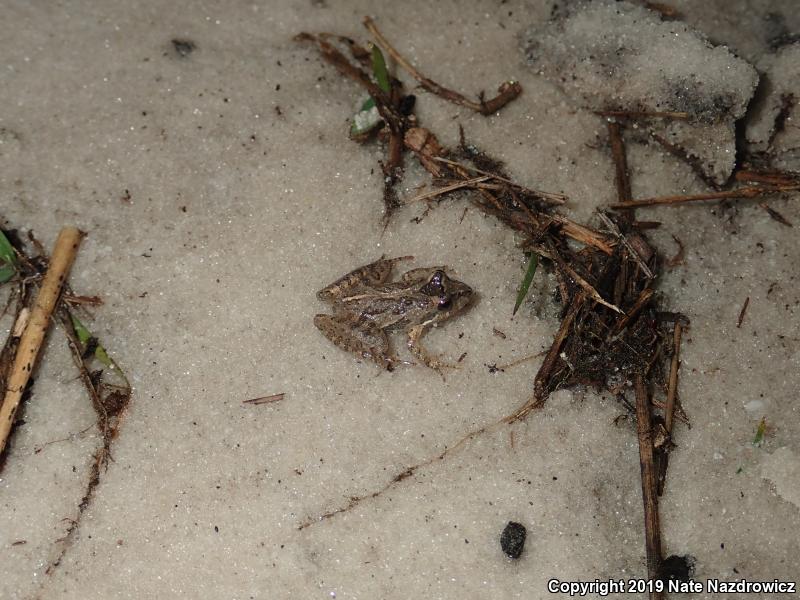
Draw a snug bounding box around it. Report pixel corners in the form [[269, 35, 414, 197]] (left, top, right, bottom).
[[171, 39, 196, 58], [552, 476, 558, 480], [214, 525, 219, 533], [276, 84, 281, 91]]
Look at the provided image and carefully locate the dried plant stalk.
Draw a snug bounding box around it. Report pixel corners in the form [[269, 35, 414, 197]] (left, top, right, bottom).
[[0, 227, 83, 455]]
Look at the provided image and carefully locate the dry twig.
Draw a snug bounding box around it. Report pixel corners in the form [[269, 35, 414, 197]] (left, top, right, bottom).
[[363, 17, 522, 115], [634, 375, 664, 600], [0, 227, 83, 456], [610, 186, 798, 209]]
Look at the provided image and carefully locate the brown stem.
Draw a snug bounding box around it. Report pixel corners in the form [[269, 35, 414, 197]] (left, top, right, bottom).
[[734, 169, 800, 187], [405, 176, 490, 203], [610, 186, 798, 209], [432, 156, 567, 205], [607, 121, 633, 205], [506, 293, 586, 422], [736, 297, 750, 329], [664, 322, 682, 436], [363, 17, 521, 115], [597, 110, 688, 120], [634, 375, 664, 599], [295, 33, 391, 106]]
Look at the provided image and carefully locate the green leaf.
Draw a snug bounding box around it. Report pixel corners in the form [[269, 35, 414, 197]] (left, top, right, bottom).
[[71, 314, 113, 367], [752, 416, 767, 446], [513, 254, 539, 316], [0, 229, 18, 283], [370, 44, 390, 93]]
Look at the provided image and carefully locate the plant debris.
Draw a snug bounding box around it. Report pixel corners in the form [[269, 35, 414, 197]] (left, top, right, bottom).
[[0, 222, 131, 578], [243, 392, 286, 406], [363, 17, 522, 116], [737, 297, 750, 328], [296, 17, 522, 225]]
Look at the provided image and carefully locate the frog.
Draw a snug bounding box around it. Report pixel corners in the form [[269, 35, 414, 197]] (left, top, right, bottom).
[[314, 256, 474, 373]]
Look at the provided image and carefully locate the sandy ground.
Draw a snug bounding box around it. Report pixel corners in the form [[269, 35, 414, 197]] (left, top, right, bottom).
[[1, 1, 798, 598]]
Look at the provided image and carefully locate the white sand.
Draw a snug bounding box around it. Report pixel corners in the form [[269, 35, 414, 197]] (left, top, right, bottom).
[[1, 1, 798, 598], [522, 0, 759, 185]]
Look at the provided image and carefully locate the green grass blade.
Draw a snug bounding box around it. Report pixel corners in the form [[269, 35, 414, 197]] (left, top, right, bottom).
[[71, 314, 113, 367], [513, 254, 539, 316], [371, 44, 390, 93], [0, 229, 17, 283], [752, 416, 767, 446]]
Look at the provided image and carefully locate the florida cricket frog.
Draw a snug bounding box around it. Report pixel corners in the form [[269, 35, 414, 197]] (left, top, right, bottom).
[[314, 256, 474, 372]]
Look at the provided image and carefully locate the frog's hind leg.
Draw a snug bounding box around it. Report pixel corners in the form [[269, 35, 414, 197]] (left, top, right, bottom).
[[317, 256, 414, 301], [407, 321, 459, 376], [314, 313, 397, 370]]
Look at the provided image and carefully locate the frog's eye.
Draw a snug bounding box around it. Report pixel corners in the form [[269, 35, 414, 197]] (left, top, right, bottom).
[[429, 271, 445, 286], [437, 296, 452, 310], [421, 271, 446, 297]]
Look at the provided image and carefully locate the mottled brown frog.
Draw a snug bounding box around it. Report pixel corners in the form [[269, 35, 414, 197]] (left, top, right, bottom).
[[314, 256, 474, 372]]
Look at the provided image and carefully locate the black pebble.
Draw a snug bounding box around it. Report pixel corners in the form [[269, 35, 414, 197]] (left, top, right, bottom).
[[171, 39, 196, 58], [658, 554, 695, 583], [399, 94, 416, 116], [500, 521, 526, 559]]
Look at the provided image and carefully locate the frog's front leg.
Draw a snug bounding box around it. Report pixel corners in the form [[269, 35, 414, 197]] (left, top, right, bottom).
[[314, 313, 398, 370], [317, 256, 414, 301], [407, 321, 459, 375]]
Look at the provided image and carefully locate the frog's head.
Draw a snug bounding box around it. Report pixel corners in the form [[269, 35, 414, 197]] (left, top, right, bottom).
[[420, 270, 474, 316]]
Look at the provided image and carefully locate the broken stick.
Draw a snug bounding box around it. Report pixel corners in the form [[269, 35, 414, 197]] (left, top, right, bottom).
[[363, 16, 521, 115], [610, 186, 798, 209], [634, 374, 664, 600], [0, 227, 83, 456]]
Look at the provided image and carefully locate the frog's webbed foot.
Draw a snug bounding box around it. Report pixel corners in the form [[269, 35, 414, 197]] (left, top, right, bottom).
[[314, 313, 398, 371], [317, 256, 414, 301], [407, 323, 461, 378]]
